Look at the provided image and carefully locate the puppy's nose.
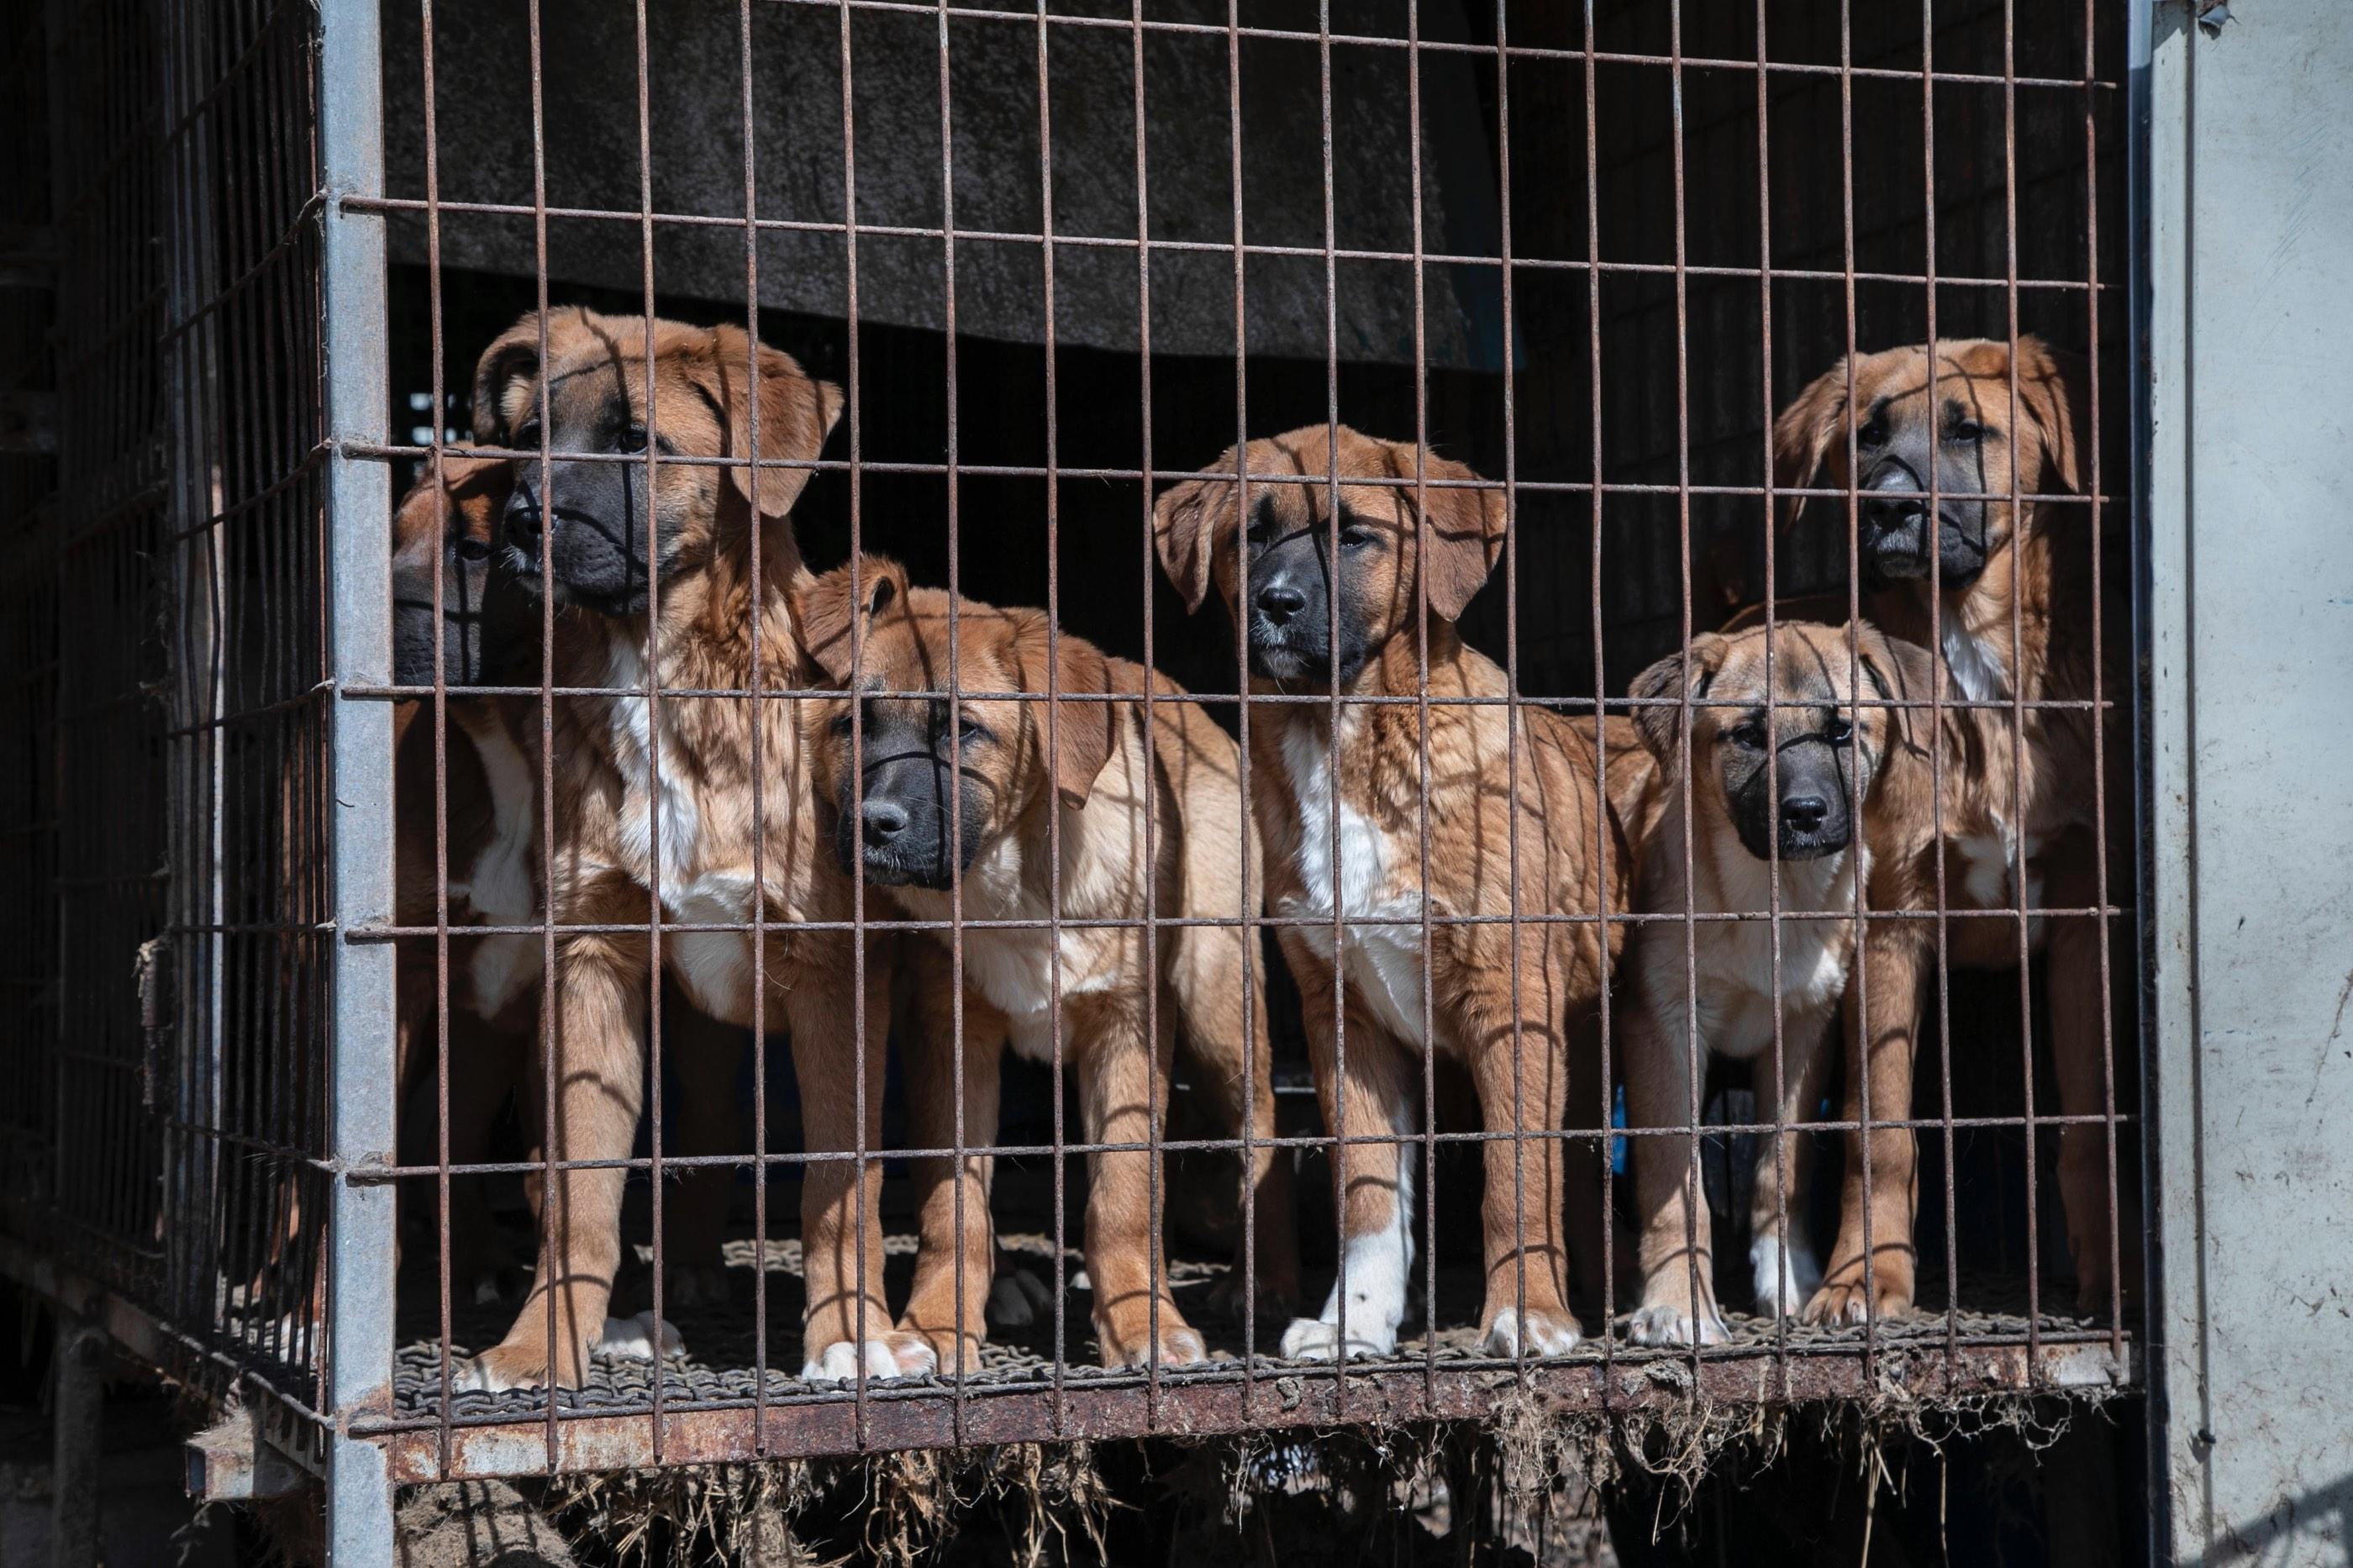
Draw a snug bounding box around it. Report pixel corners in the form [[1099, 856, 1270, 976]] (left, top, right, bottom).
[[1780, 794, 1829, 833], [1255, 581, 1307, 625], [861, 798, 909, 847], [1864, 492, 1927, 537]]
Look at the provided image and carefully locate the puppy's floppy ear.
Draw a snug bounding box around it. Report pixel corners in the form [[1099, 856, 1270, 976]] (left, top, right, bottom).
[[1151, 446, 1246, 614], [707, 324, 845, 521], [1397, 441, 1507, 623], [471, 313, 550, 444], [2010, 335, 2088, 497], [1013, 612, 1128, 811], [1771, 357, 1853, 534], [1850, 621, 1935, 760], [793, 554, 908, 685], [1628, 633, 1731, 762]]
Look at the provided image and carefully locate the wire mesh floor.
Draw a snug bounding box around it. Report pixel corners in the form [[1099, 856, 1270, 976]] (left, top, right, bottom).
[[385, 1224, 2122, 1423]]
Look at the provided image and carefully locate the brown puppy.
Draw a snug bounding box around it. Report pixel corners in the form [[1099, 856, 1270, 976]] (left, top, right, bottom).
[[796, 556, 1298, 1371], [1155, 425, 1656, 1360], [1770, 337, 2131, 1313], [1620, 620, 1998, 1342], [452, 308, 906, 1391]]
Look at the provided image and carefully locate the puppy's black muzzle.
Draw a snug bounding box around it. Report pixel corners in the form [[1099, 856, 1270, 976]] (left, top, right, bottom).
[[1244, 545, 1365, 688], [1731, 749, 1855, 864], [503, 464, 654, 616], [1859, 458, 1989, 587], [833, 754, 975, 890]]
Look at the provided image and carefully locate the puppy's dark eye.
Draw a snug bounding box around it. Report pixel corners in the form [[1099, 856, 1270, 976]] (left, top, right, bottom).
[[957, 715, 987, 745], [828, 710, 855, 738], [1724, 722, 1766, 750], [1856, 419, 1889, 449], [1339, 524, 1377, 551], [512, 418, 543, 447], [1949, 419, 1991, 445], [453, 536, 492, 563], [1824, 714, 1854, 745], [619, 424, 650, 453], [1245, 516, 1277, 548]]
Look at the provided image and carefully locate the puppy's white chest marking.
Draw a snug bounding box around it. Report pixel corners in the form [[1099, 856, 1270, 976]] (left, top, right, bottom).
[[1958, 830, 2045, 917], [1679, 839, 1860, 1061], [664, 873, 760, 1023], [908, 835, 1119, 1065], [603, 635, 702, 888], [1277, 723, 1433, 1050], [448, 717, 542, 1018], [1940, 623, 2008, 703]]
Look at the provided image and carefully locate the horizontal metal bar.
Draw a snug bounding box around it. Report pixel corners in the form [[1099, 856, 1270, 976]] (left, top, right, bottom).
[[367, 1338, 2135, 1481]]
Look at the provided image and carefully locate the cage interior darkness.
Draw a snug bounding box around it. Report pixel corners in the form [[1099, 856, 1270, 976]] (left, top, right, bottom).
[[2, 0, 2136, 1495]]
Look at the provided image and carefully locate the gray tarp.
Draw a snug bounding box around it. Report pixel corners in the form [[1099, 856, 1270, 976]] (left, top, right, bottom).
[[382, 0, 1508, 368]]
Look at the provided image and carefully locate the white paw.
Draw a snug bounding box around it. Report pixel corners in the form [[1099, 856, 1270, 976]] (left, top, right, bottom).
[[597, 1310, 685, 1363], [1750, 1234, 1820, 1319], [1627, 1302, 1728, 1347], [987, 1268, 1050, 1329], [1279, 1316, 1397, 1362], [800, 1338, 931, 1383], [1482, 1307, 1581, 1358]]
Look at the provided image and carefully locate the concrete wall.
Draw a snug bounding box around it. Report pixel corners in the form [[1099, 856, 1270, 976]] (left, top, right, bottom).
[[2148, 1, 2353, 1560]]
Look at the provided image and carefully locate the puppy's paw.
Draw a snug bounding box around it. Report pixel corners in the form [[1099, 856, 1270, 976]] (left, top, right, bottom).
[[1482, 1306, 1582, 1359], [800, 1339, 926, 1384], [987, 1268, 1050, 1329], [1099, 1312, 1208, 1369], [597, 1310, 685, 1364], [1278, 1317, 1397, 1362], [1626, 1302, 1728, 1348], [1750, 1234, 1822, 1319], [1801, 1272, 1913, 1328], [453, 1338, 585, 1393]]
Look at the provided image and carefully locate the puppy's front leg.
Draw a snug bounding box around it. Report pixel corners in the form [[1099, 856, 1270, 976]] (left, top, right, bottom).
[[1464, 959, 1582, 1358], [1280, 939, 1415, 1362], [1803, 927, 1923, 1326], [1745, 1013, 1834, 1318], [787, 940, 910, 1382], [1079, 997, 1205, 1368], [461, 930, 649, 1391], [896, 960, 1008, 1376], [1624, 958, 1729, 1347]]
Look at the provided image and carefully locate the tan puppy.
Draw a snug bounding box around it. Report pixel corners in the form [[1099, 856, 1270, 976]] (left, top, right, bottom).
[[1154, 425, 1656, 1360], [1770, 337, 2132, 1311], [1620, 620, 1995, 1343], [796, 556, 1298, 1370], [452, 308, 908, 1391]]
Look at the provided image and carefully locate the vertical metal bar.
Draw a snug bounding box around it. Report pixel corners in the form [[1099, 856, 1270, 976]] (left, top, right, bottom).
[[319, 0, 397, 1554], [645, 0, 671, 1464], [1999, 0, 2043, 1380], [1579, 0, 1615, 1409], [1316, 0, 1349, 1413], [1222, 0, 1252, 1419]]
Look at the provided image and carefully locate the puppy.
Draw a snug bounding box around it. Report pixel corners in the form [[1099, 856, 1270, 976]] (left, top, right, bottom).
[[454, 308, 908, 1391], [1770, 338, 2133, 1311], [797, 556, 1298, 1370], [1154, 425, 1656, 1361], [388, 450, 538, 1302], [1620, 620, 1987, 1344]]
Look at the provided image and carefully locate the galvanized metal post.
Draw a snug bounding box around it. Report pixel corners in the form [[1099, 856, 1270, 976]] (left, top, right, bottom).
[[318, 0, 398, 1560]]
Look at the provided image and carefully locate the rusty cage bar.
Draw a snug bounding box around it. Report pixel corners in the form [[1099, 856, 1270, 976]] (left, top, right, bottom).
[[0, 0, 2148, 1557]]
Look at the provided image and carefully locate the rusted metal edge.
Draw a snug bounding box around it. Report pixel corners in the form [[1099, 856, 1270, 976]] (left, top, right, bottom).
[[376, 1339, 2135, 1482]]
